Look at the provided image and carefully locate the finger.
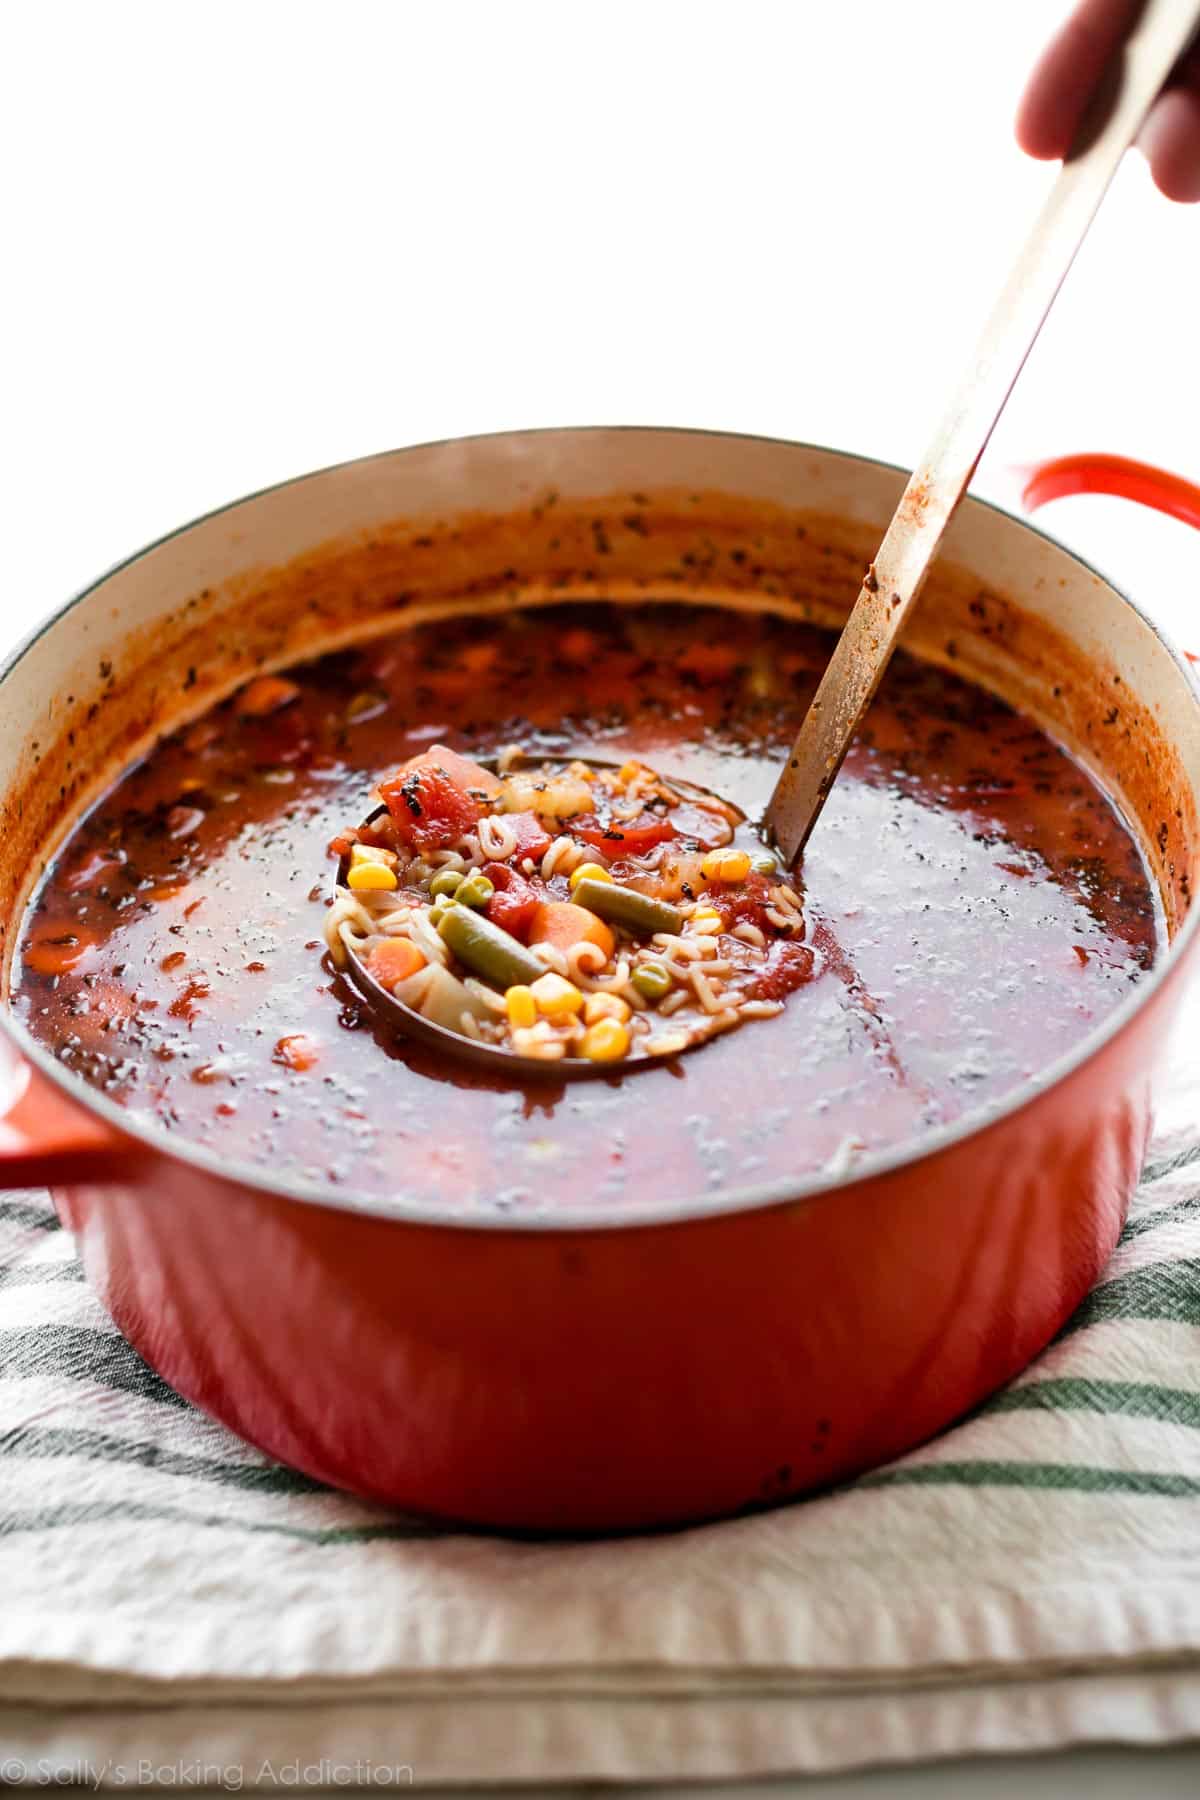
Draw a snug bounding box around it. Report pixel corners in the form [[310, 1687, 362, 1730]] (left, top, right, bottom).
[[1016, 0, 1144, 161], [1139, 79, 1200, 201]]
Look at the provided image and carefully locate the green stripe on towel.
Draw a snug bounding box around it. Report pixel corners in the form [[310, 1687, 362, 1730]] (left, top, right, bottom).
[[0, 1424, 328, 1493], [0, 1261, 84, 1290], [859, 1461, 1200, 1497], [0, 1326, 189, 1407], [1139, 1142, 1200, 1186], [986, 1378, 1200, 1428], [1057, 1258, 1200, 1339], [0, 1499, 443, 1543], [0, 1199, 59, 1232], [1119, 1190, 1200, 1245]]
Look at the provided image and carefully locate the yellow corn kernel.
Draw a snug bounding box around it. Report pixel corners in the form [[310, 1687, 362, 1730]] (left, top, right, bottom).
[[530, 971, 585, 1018], [583, 990, 631, 1026], [581, 1018, 631, 1062], [347, 861, 398, 892], [504, 984, 538, 1029], [569, 861, 614, 893], [350, 843, 397, 868], [617, 760, 641, 785], [700, 848, 752, 883]]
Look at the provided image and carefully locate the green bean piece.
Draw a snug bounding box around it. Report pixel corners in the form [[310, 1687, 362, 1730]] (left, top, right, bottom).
[[456, 873, 495, 909], [571, 878, 684, 938], [631, 960, 673, 1001], [438, 904, 545, 988], [429, 869, 464, 899]]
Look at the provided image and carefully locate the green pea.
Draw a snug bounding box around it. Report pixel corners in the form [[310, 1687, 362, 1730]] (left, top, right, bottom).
[[429, 869, 465, 899], [632, 960, 673, 1002], [456, 873, 495, 909], [750, 852, 780, 876]]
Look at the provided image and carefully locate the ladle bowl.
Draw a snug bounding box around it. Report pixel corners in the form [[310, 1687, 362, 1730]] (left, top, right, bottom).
[[334, 755, 760, 1080]]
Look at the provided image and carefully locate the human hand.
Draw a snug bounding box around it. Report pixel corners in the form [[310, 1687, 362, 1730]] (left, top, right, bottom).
[[1017, 0, 1200, 201]]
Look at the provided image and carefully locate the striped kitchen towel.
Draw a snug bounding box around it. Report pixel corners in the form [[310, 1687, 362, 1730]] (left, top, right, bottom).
[[1, 1012, 1199, 1785]]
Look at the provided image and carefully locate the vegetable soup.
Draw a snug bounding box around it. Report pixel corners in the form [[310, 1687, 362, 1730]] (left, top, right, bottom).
[[13, 601, 1161, 1212]]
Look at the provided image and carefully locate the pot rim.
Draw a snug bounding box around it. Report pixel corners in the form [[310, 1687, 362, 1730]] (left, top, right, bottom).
[[2, 423, 1197, 1234]]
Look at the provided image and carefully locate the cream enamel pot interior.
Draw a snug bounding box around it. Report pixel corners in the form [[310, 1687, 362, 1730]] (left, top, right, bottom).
[[0, 428, 1196, 1533]]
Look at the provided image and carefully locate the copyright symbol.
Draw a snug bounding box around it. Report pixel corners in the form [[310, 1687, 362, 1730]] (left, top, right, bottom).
[[1, 1760, 25, 1783]]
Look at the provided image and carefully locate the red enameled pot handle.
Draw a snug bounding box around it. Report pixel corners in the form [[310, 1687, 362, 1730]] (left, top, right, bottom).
[[0, 1032, 143, 1187], [1021, 453, 1200, 664], [1022, 452, 1200, 533]]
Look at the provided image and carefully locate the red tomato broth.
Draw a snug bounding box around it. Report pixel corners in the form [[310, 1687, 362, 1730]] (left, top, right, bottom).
[[12, 602, 1161, 1212]]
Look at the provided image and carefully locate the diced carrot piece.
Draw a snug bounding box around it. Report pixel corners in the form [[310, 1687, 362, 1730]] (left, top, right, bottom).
[[22, 931, 99, 977], [677, 643, 739, 682], [528, 901, 614, 960], [560, 628, 597, 663], [236, 675, 301, 718], [367, 938, 427, 988], [273, 1032, 321, 1071]]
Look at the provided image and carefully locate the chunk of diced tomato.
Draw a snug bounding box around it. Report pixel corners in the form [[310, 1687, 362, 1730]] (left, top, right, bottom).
[[483, 862, 543, 941], [712, 873, 776, 931], [420, 745, 502, 801], [355, 814, 400, 853], [753, 939, 816, 1001], [576, 812, 677, 856], [506, 810, 553, 864], [379, 746, 497, 851]]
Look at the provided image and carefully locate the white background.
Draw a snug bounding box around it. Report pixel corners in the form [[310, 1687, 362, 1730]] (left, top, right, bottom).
[[3, 3, 1199, 1792], [3, 1, 1198, 648]]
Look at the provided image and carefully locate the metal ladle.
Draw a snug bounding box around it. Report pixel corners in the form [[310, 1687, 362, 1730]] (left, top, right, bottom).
[[764, 0, 1200, 863], [340, 0, 1198, 1077], [337, 758, 753, 1080]]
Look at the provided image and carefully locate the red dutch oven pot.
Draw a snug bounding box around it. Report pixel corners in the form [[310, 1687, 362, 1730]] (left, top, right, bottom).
[[0, 430, 1196, 1533]]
